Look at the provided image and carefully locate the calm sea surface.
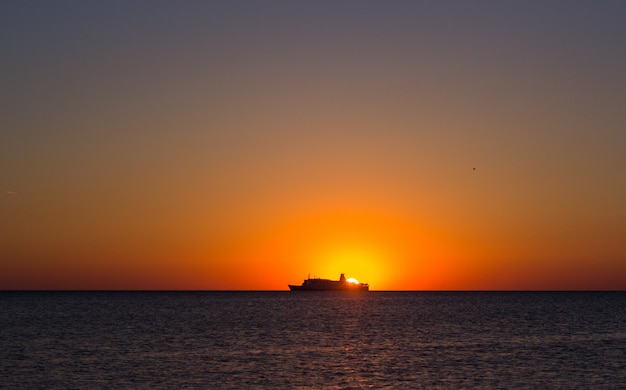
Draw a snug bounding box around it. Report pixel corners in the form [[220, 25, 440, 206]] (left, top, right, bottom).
[[2, 292, 625, 389]]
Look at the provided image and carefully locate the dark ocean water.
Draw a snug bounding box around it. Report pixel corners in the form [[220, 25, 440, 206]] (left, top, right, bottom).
[[1, 292, 625, 389]]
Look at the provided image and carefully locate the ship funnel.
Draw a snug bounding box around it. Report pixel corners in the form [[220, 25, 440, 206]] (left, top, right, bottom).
[[339, 273, 346, 283]]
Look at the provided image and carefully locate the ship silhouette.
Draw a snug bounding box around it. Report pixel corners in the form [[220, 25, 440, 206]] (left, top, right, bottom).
[[288, 273, 369, 291]]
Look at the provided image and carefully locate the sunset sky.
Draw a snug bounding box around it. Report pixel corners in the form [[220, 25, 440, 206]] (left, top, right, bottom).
[[2, 1, 625, 290]]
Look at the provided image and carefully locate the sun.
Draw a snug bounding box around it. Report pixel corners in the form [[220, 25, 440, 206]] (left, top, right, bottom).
[[346, 277, 359, 285]]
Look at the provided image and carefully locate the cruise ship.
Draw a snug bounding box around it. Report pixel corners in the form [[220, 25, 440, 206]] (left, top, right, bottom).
[[288, 273, 369, 291]]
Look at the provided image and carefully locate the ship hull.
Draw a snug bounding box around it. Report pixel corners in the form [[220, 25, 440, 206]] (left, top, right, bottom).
[[288, 284, 369, 291]]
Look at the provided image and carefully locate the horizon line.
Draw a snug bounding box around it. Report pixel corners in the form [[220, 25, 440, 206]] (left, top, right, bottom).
[[2, 289, 625, 293]]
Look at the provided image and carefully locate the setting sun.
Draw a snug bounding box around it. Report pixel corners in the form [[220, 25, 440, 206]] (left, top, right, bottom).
[[346, 277, 359, 284]]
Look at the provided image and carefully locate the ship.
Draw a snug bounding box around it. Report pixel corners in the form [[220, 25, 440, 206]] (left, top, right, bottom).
[[288, 273, 369, 291]]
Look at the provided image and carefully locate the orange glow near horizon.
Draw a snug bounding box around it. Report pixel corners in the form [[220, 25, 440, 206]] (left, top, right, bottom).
[[195, 206, 502, 290], [259, 210, 430, 290], [2, 198, 625, 290]]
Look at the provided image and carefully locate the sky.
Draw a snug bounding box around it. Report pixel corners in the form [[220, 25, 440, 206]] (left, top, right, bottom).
[[1, 1, 625, 290]]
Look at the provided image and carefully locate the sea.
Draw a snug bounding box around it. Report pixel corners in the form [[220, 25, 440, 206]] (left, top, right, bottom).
[[1, 291, 625, 389]]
